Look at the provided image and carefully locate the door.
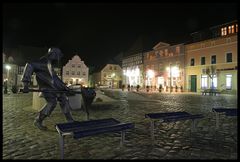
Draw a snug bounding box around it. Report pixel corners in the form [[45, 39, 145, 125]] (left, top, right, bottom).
[[190, 75, 197, 92]]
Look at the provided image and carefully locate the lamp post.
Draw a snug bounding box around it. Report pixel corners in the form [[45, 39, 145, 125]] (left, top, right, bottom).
[[169, 63, 172, 93]]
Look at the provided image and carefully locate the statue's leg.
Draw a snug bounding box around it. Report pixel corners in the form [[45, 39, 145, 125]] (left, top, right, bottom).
[[34, 93, 57, 130], [58, 93, 74, 122]]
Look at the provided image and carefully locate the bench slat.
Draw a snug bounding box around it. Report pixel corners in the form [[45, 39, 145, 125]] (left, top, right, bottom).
[[56, 118, 120, 133], [145, 111, 190, 119], [163, 114, 204, 122], [73, 123, 134, 139], [212, 108, 237, 113]]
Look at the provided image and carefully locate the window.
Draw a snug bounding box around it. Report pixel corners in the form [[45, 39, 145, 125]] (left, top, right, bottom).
[[210, 75, 217, 89], [236, 24, 238, 33], [226, 74, 232, 90], [201, 75, 208, 89], [66, 71, 69, 75], [72, 71, 75, 75], [83, 72, 86, 76], [211, 55, 216, 64], [190, 58, 195, 66], [77, 71, 80, 75], [176, 46, 180, 54], [114, 66, 117, 70], [78, 65, 81, 68], [228, 25, 235, 34], [221, 27, 227, 36], [109, 66, 112, 70], [201, 57, 205, 65], [226, 53, 232, 63], [72, 64, 75, 68]]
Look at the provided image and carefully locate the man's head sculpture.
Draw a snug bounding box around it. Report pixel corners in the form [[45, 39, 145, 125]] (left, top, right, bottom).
[[47, 47, 63, 61]]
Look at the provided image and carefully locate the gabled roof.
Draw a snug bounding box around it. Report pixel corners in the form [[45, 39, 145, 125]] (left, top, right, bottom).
[[153, 42, 170, 50]]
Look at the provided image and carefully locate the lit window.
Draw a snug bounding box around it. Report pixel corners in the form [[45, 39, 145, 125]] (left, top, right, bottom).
[[211, 55, 216, 64], [236, 24, 238, 33], [228, 25, 235, 34], [231, 25, 235, 33], [226, 74, 232, 90], [226, 53, 232, 63], [228, 26, 232, 34], [201, 75, 208, 89], [221, 27, 227, 36]]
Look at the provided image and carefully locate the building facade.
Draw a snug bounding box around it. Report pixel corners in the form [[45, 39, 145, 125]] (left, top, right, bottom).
[[62, 55, 89, 86], [122, 53, 144, 87], [144, 42, 185, 90], [185, 21, 238, 94], [93, 64, 122, 88]]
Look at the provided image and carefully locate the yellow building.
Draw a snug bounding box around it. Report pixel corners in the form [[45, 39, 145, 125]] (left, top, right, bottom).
[[93, 64, 122, 88], [185, 21, 238, 94]]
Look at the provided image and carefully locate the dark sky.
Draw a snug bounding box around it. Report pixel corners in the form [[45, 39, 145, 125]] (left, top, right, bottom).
[[3, 3, 238, 67]]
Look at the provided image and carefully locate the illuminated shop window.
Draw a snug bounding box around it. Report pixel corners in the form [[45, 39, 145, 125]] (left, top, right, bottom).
[[226, 74, 232, 90], [210, 75, 217, 89], [201, 75, 208, 89]]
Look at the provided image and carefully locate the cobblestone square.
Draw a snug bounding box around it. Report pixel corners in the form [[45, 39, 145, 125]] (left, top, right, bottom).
[[2, 90, 238, 159]]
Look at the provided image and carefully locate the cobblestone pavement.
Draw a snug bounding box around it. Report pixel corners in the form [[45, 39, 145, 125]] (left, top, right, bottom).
[[2, 90, 238, 159]]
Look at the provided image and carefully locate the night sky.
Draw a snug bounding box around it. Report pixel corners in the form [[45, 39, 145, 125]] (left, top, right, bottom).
[[3, 2, 237, 68]]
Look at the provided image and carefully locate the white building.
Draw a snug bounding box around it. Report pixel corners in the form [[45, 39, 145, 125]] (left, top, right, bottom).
[[3, 53, 6, 63], [62, 55, 89, 86]]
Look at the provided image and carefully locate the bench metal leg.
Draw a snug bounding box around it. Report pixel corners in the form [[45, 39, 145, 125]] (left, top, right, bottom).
[[215, 112, 220, 129], [59, 134, 65, 159], [120, 131, 125, 147], [150, 120, 155, 141], [191, 119, 196, 132]]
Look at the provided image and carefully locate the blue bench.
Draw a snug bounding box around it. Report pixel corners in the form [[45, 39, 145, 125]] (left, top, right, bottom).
[[212, 107, 237, 129], [56, 118, 134, 159], [145, 111, 204, 140]]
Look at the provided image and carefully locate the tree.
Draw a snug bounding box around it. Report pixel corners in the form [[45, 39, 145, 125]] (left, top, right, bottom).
[[206, 65, 216, 90]]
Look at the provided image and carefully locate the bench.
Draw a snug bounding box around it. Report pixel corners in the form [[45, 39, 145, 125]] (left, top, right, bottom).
[[202, 89, 221, 96], [56, 118, 134, 159], [145, 111, 204, 140], [212, 107, 237, 129]]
